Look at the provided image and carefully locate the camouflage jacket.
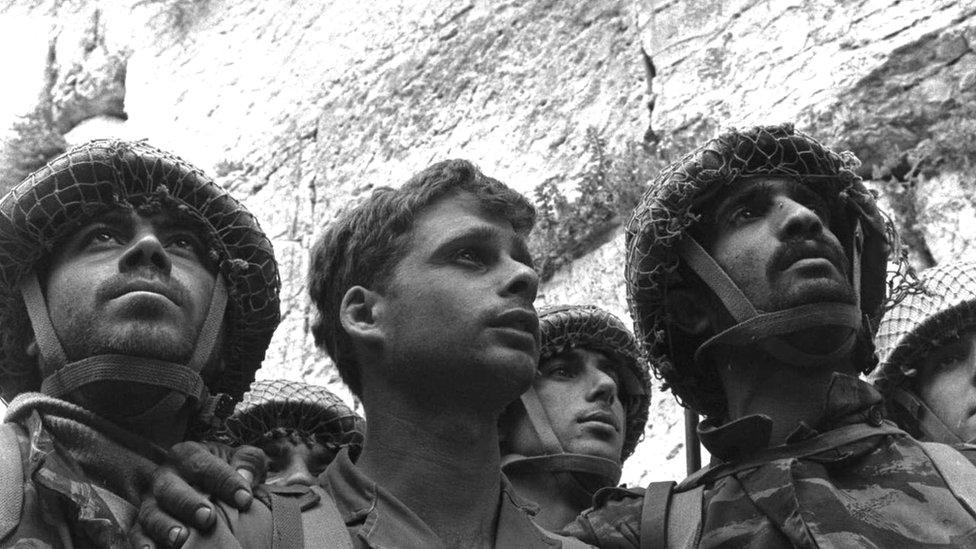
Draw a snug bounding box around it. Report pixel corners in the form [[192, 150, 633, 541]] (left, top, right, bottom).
[[0, 394, 164, 549], [563, 374, 976, 548]]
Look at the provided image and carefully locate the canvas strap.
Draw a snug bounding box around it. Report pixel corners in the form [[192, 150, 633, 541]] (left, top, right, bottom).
[[919, 442, 976, 515], [0, 423, 24, 542], [640, 481, 703, 549], [678, 236, 862, 368], [21, 274, 228, 421]]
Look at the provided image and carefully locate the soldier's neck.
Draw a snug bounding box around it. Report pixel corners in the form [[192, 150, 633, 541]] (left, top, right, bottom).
[[357, 390, 505, 548], [718, 352, 857, 447]]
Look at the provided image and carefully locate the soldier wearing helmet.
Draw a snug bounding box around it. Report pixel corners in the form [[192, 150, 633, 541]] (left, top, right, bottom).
[[0, 140, 280, 547], [499, 304, 650, 532], [562, 124, 976, 548], [221, 379, 366, 487], [872, 261, 976, 444]]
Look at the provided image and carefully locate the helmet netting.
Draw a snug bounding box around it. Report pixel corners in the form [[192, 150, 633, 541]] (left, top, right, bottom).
[[0, 140, 281, 404], [871, 261, 976, 392], [624, 123, 913, 418], [537, 304, 651, 461], [221, 379, 366, 459]]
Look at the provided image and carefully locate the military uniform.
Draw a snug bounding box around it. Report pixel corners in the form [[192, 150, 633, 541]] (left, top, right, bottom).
[[563, 374, 976, 548], [1, 394, 161, 548], [0, 140, 281, 548], [322, 449, 591, 549]]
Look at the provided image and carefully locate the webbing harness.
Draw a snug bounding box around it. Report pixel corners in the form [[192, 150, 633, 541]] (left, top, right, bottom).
[[500, 386, 622, 496], [19, 274, 230, 425], [889, 386, 973, 445], [679, 217, 865, 369]]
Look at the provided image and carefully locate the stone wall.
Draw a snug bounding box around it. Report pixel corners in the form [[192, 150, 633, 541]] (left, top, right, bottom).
[[1, 0, 974, 484]]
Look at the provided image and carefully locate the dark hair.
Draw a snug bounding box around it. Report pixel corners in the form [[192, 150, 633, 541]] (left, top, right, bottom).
[[308, 159, 535, 397]]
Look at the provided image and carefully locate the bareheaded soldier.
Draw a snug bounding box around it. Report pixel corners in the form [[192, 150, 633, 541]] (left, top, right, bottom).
[[0, 140, 280, 547], [130, 159, 593, 548], [563, 124, 976, 547], [222, 379, 366, 486], [500, 304, 650, 532], [872, 261, 976, 444]]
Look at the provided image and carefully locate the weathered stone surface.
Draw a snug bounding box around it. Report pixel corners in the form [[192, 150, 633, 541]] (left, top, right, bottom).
[[1, 0, 975, 485]]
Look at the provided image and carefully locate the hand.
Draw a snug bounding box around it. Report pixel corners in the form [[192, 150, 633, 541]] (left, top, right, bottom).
[[128, 442, 268, 548]]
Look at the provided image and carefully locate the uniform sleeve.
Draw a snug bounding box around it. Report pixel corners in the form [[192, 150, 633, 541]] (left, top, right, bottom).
[[559, 486, 644, 549]]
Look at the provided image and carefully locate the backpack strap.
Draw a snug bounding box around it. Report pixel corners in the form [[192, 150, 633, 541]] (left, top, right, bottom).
[[667, 486, 704, 549], [919, 442, 976, 515], [0, 422, 24, 541], [265, 484, 353, 549], [268, 492, 304, 549], [640, 481, 674, 549], [303, 485, 354, 549], [640, 481, 704, 549]]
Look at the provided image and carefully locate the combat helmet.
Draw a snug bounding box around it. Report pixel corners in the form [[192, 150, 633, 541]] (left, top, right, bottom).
[[625, 123, 896, 419], [0, 140, 281, 429], [223, 379, 366, 461], [871, 261, 976, 443], [501, 304, 651, 492]]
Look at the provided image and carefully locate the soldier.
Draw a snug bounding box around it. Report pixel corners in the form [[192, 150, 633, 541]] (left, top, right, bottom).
[[221, 379, 366, 487], [562, 124, 976, 547], [872, 261, 976, 444], [130, 159, 592, 548], [0, 140, 280, 547], [499, 304, 650, 532]]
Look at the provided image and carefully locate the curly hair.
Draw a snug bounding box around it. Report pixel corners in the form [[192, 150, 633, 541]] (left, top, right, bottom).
[[308, 159, 535, 397]]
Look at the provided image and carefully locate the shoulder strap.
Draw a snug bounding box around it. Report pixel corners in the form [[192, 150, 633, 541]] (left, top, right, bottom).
[[640, 482, 704, 549], [640, 481, 674, 549], [268, 492, 303, 549], [0, 422, 24, 541], [304, 485, 354, 549], [267, 485, 354, 549], [919, 442, 976, 515], [667, 486, 704, 549]]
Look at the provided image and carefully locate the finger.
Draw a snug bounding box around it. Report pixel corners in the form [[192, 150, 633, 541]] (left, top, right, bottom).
[[128, 521, 156, 549], [170, 441, 252, 510], [237, 467, 254, 486], [136, 497, 189, 549], [230, 445, 268, 486], [150, 466, 216, 531]]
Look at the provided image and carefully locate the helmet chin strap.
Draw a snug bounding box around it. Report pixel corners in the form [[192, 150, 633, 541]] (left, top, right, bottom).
[[20, 274, 230, 425], [679, 220, 866, 369], [500, 386, 622, 496], [889, 386, 972, 444]]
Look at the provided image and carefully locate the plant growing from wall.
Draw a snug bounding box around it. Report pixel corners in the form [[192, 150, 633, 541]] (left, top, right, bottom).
[[529, 127, 665, 281]]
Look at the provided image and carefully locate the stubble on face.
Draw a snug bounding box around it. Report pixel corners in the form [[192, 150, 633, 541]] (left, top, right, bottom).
[[374, 193, 539, 411], [43, 209, 215, 365]]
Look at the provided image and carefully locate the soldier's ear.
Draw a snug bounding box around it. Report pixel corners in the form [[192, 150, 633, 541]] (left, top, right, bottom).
[[666, 288, 712, 335], [339, 286, 384, 348]]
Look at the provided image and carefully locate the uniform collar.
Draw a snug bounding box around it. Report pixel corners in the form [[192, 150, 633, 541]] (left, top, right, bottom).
[[323, 448, 562, 548], [698, 372, 885, 462]]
